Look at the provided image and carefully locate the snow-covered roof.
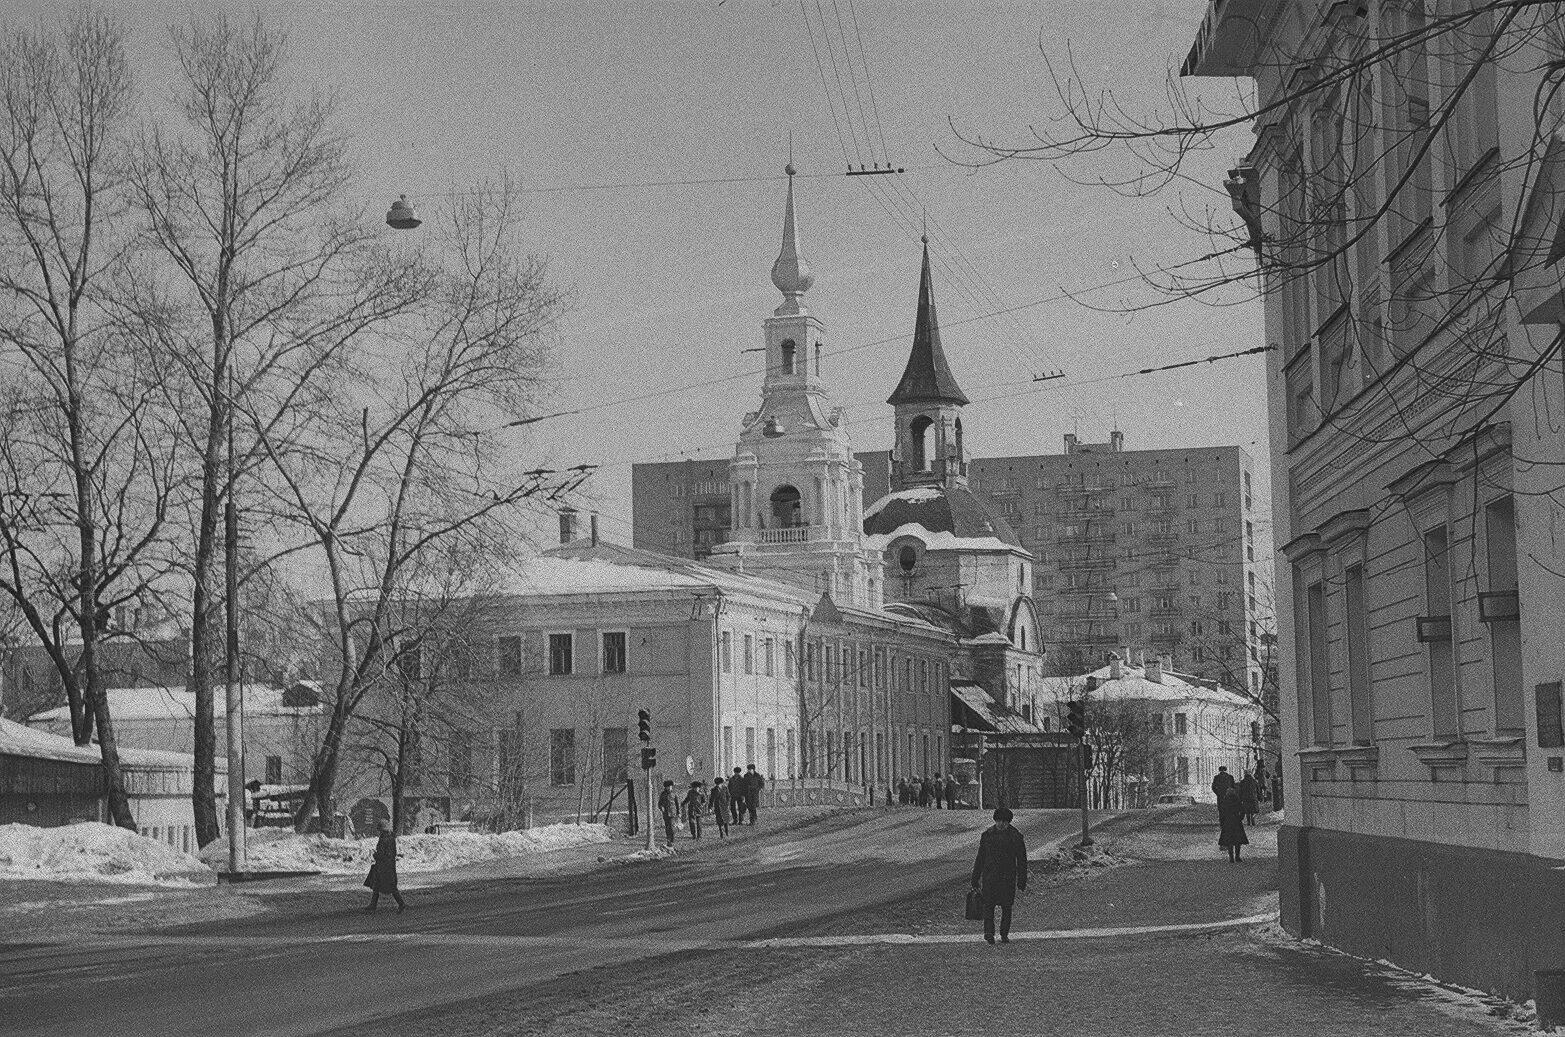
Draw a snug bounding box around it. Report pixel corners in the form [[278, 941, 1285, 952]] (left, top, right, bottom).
[[965, 631, 1013, 646], [864, 487, 944, 520], [1037, 663, 1257, 708], [0, 717, 196, 769], [27, 684, 321, 726], [950, 681, 1048, 735], [865, 522, 1015, 554], [514, 542, 816, 607]]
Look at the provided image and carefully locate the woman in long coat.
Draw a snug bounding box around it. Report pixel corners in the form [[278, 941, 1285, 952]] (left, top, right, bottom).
[[1218, 786, 1249, 863], [971, 807, 1028, 944], [364, 821, 406, 912]]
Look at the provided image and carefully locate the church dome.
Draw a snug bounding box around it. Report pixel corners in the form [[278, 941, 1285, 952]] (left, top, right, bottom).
[[863, 484, 1025, 550]]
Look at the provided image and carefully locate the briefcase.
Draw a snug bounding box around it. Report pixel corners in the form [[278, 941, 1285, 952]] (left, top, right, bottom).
[[965, 888, 984, 921]]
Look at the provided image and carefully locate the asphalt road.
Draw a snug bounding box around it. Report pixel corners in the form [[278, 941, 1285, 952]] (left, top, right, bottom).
[[0, 808, 1092, 1037]]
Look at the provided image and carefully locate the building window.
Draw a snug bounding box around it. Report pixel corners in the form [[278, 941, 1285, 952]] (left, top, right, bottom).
[[743, 634, 754, 674], [602, 727, 629, 785], [1422, 526, 1458, 738], [767, 727, 777, 777], [449, 730, 473, 790], [1176, 756, 1190, 784], [784, 639, 795, 678], [720, 631, 732, 673], [1152, 714, 1164, 734], [1345, 563, 1372, 744], [498, 635, 523, 677], [745, 726, 756, 767], [826, 645, 837, 681], [549, 728, 576, 786], [1484, 496, 1523, 735], [264, 755, 282, 785], [1307, 579, 1332, 745], [548, 633, 574, 675], [860, 649, 870, 687], [763, 637, 775, 676], [786, 728, 796, 778], [602, 632, 627, 674], [723, 726, 734, 772], [1173, 713, 1187, 735]]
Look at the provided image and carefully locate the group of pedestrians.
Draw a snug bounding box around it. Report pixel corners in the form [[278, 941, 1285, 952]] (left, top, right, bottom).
[[896, 772, 958, 809], [657, 763, 767, 845], [1211, 764, 1266, 862]]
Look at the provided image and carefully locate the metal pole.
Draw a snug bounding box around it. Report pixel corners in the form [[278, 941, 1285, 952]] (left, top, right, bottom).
[[1077, 740, 1093, 848], [224, 373, 247, 874], [645, 764, 655, 852]]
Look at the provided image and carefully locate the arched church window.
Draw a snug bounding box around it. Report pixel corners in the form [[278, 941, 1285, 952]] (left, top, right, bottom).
[[770, 485, 803, 528], [910, 415, 934, 472], [899, 545, 918, 573], [815, 343, 822, 375], [954, 416, 964, 461], [780, 339, 796, 375]]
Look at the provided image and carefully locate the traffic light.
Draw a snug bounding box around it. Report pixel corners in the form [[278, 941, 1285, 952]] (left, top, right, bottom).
[[1066, 699, 1085, 738], [640, 746, 657, 770], [637, 709, 652, 743]]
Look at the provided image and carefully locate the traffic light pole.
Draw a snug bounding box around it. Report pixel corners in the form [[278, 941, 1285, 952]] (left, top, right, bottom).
[[645, 767, 655, 852], [1077, 739, 1093, 849]]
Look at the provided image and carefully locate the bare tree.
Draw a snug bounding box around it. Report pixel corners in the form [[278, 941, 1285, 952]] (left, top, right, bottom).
[[0, 6, 161, 829], [129, 11, 426, 845], [263, 182, 567, 834], [950, 3, 1565, 457]]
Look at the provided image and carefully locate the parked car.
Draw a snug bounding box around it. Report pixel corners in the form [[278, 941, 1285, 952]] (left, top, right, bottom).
[[1154, 793, 1196, 808]]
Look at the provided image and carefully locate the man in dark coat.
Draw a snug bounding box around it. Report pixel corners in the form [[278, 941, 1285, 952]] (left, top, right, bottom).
[[363, 821, 406, 913], [943, 773, 959, 810], [1211, 765, 1236, 803], [729, 767, 747, 825], [1219, 787, 1249, 862], [971, 807, 1027, 944], [744, 764, 764, 825], [1238, 769, 1260, 825], [932, 772, 944, 809], [896, 777, 909, 806], [682, 781, 705, 839], [919, 776, 933, 807], [709, 777, 731, 838], [658, 780, 679, 846]]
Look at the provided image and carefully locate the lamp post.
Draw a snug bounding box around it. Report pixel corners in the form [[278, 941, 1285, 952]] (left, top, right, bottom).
[[1074, 589, 1117, 849]]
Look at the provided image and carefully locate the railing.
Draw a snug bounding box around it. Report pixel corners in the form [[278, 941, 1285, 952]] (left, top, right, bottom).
[[757, 525, 814, 544]]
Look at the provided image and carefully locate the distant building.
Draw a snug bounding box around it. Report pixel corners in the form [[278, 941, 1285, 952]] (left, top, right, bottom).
[[637, 437, 1262, 690], [27, 683, 326, 794], [1038, 654, 1263, 808], [0, 717, 222, 853]]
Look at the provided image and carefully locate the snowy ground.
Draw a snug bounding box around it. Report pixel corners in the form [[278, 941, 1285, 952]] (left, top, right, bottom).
[[197, 822, 613, 876], [0, 823, 211, 886]]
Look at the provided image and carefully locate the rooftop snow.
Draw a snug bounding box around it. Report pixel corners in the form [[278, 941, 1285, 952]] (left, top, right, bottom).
[[1036, 666, 1256, 708], [865, 522, 1015, 554], [864, 487, 945, 520], [27, 685, 320, 726], [0, 717, 197, 769]]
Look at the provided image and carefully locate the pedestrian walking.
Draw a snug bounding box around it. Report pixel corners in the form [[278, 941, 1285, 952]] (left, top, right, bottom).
[[919, 775, 933, 807], [658, 779, 679, 846], [1219, 786, 1249, 862], [362, 821, 406, 913], [744, 763, 764, 825], [943, 773, 958, 810], [682, 781, 705, 840], [709, 777, 731, 838], [1211, 764, 1236, 803], [932, 772, 944, 809], [1238, 769, 1260, 826], [971, 807, 1027, 944], [896, 777, 909, 805], [729, 767, 747, 825]]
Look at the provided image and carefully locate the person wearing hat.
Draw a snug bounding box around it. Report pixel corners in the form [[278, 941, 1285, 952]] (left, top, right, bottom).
[[657, 780, 681, 845], [708, 777, 731, 838], [363, 820, 406, 913], [971, 807, 1027, 944], [682, 781, 706, 840]]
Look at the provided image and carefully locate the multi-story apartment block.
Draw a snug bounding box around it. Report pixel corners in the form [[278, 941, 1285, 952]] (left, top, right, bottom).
[[1185, 0, 1565, 1003], [643, 434, 1262, 690]]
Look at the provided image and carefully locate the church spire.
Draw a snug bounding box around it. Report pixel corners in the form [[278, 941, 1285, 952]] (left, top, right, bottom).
[[887, 237, 969, 406], [770, 164, 814, 316]]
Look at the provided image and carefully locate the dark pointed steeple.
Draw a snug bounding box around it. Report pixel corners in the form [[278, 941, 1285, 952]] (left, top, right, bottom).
[[887, 237, 969, 406]]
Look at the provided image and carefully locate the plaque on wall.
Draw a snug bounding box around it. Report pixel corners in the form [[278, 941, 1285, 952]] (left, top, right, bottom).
[[1537, 682, 1564, 749]]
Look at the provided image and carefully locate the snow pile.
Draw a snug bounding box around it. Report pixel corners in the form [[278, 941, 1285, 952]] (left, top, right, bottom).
[[199, 822, 613, 874], [0, 823, 211, 885], [609, 844, 678, 865]]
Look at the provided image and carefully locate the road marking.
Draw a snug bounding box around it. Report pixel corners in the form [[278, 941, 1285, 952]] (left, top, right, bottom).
[[743, 912, 1280, 948]]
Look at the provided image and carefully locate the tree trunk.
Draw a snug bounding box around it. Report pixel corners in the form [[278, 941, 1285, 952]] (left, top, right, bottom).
[[188, 395, 225, 847]]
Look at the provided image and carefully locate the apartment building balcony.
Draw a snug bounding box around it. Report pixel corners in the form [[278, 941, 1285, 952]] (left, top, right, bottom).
[[1059, 483, 1109, 497], [1059, 584, 1115, 598], [1147, 552, 1180, 569], [1144, 530, 1179, 544], [1058, 507, 1114, 521], [1057, 555, 1116, 571], [1150, 605, 1182, 618]]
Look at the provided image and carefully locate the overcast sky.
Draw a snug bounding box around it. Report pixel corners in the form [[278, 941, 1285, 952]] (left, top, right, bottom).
[[18, 0, 1266, 545]]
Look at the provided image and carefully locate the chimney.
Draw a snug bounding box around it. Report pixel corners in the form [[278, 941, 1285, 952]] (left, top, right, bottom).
[[558, 508, 579, 545], [1145, 656, 1163, 683], [1108, 653, 1122, 680], [1064, 433, 1078, 454], [590, 512, 599, 546], [1110, 430, 1124, 452]]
